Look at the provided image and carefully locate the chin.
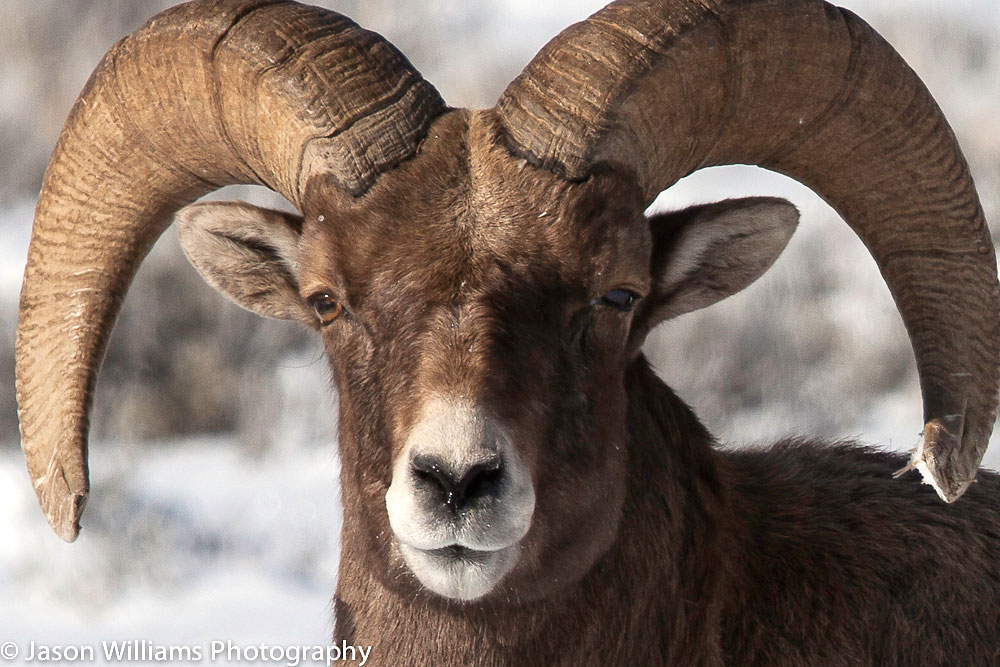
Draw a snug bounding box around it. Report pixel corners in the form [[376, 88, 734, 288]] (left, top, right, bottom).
[[398, 542, 520, 601]]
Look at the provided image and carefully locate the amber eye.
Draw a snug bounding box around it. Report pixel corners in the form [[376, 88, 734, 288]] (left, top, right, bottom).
[[307, 292, 343, 325], [600, 288, 640, 311]]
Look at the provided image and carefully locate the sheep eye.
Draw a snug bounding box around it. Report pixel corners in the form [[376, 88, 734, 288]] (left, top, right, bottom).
[[600, 288, 639, 311], [308, 293, 343, 325]]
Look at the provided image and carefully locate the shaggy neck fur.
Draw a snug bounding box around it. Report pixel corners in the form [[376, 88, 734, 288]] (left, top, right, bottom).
[[330, 353, 1000, 666], [331, 358, 738, 665]]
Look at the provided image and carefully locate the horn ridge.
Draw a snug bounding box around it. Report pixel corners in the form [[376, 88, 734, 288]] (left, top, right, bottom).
[[497, 0, 1000, 501], [16, 0, 445, 540]]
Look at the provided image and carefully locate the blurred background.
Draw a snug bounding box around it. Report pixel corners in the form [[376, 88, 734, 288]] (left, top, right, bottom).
[[1, 0, 998, 651]]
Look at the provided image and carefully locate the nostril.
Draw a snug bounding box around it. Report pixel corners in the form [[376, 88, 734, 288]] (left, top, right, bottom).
[[410, 454, 502, 511], [411, 455, 455, 496], [454, 459, 502, 509]]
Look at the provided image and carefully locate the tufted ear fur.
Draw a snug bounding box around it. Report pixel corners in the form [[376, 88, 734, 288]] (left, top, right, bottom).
[[632, 197, 798, 337], [176, 201, 315, 325]]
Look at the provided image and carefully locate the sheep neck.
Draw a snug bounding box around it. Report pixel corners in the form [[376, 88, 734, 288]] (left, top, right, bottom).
[[329, 357, 736, 664]]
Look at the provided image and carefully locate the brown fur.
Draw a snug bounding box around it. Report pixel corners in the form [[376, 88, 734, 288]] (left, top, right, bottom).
[[17, 1, 1000, 660], [301, 110, 647, 610], [181, 109, 1000, 664]]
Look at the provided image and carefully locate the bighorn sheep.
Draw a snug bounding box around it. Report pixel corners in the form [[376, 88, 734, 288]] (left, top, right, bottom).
[[17, 0, 1000, 664]]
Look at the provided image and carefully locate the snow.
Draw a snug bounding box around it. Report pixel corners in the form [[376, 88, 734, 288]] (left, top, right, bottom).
[[841, 0, 1000, 23], [0, 438, 341, 649], [0, 200, 33, 298]]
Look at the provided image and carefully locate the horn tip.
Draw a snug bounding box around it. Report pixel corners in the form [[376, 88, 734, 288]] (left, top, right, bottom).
[[894, 416, 977, 503], [34, 473, 88, 543], [47, 492, 87, 543]]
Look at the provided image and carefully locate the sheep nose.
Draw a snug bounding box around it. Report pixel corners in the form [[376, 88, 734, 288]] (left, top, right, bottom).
[[411, 453, 502, 511]]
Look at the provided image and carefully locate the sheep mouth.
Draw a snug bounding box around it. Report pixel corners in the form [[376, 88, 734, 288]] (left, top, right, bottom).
[[425, 544, 495, 564], [397, 541, 520, 601]]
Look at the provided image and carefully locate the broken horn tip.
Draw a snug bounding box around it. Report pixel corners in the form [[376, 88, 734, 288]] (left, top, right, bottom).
[[45, 490, 88, 543]]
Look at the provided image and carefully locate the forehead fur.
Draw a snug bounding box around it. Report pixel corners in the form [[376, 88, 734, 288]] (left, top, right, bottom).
[[297, 109, 650, 309]]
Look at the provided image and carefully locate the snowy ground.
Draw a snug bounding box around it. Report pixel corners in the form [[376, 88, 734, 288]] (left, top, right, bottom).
[[0, 440, 342, 662], [1, 0, 999, 659]]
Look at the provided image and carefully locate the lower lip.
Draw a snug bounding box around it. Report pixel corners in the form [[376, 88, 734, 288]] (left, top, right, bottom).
[[425, 544, 495, 563]]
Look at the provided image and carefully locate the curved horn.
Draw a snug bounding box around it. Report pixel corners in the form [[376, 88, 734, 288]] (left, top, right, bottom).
[[17, 0, 446, 541], [497, 0, 999, 502]]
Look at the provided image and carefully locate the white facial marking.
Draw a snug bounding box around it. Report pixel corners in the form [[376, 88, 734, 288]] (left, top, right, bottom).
[[385, 397, 535, 600], [397, 543, 520, 601]]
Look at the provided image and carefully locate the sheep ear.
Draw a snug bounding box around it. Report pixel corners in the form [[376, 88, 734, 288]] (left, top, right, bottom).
[[176, 201, 315, 325], [638, 197, 798, 325]]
